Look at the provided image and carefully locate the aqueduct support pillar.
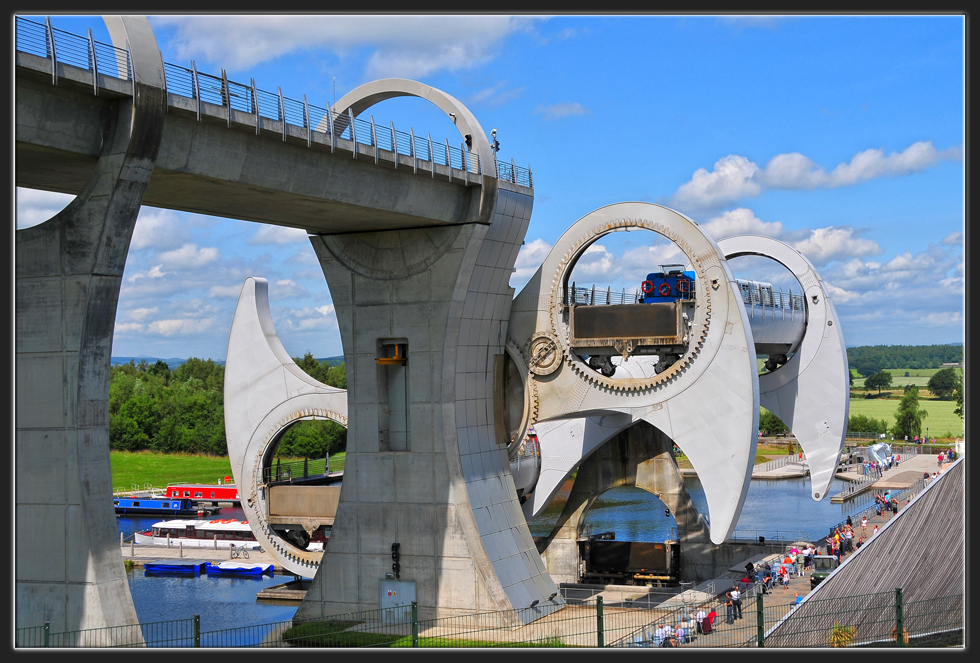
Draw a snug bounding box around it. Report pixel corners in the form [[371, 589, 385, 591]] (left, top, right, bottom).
[[15, 17, 165, 636]]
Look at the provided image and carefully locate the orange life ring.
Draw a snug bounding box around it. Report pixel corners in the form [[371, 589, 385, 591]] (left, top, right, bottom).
[[658, 282, 671, 296], [676, 278, 690, 293], [641, 280, 654, 294]]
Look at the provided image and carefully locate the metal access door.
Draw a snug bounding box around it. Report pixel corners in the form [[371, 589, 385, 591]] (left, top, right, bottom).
[[379, 579, 417, 624]]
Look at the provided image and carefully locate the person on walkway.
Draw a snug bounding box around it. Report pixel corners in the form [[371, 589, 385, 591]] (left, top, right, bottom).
[[696, 606, 706, 634], [873, 524, 879, 536], [861, 516, 868, 534], [724, 594, 735, 624], [846, 515, 853, 528], [795, 592, 803, 606], [845, 528, 854, 553], [730, 584, 743, 619], [705, 608, 716, 634], [796, 551, 805, 577], [855, 536, 864, 550]]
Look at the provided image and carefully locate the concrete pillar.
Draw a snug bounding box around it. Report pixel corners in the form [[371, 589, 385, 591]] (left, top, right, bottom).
[[15, 16, 164, 637], [294, 184, 561, 625]]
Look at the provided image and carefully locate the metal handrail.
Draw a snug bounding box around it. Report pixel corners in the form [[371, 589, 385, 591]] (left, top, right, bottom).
[[15, 15, 533, 188]]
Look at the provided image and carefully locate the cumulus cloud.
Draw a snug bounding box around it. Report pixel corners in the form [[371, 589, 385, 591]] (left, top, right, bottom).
[[249, 224, 310, 246], [700, 208, 784, 240], [132, 209, 190, 251], [152, 15, 543, 78], [158, 243, 220, 269], [668, 141, 962, 212], [791, 227, 881, 265], [15, 188, 73, 229], [512, 238, 553, 282], [148, 317, 217, 336], [668, 154, 761, 211], [534, 102, 591, 121]]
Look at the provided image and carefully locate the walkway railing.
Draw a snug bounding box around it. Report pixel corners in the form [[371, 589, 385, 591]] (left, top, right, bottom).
[[16, 589, 962, 647], [14, 15, 533, 188]]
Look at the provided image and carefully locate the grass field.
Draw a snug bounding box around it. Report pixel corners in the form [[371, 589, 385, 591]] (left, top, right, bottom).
[[846, 397, 963, 438], [850, 367, 961, 391], [110, 451, 347, 494]]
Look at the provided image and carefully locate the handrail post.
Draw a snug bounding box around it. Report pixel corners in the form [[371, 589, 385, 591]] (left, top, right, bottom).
[[44, 16, 57, 85], [86, 28, 98, 95], [462, 143, 469, 185], [511, 158, 517, 184], [428, 133, 435, 178], [250, 78, 260, 134], [596, 595, 604, 647], [191, 60, 201, 121], [445, 138, 452, 183], [277, 86, 286, 142], [326, 101, 335, 153], [221, 69, 230, 127], [411, 601, 419, 647], [303, 94, 311, 147], [390, 121, 397, 168], [410, 127, 417, 173], [348, 109, 357, 158], [370, 114, 378, 163]]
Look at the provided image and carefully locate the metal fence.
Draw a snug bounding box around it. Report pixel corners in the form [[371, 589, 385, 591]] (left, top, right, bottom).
[[15, 15, 533, 188], [17, 588, 961, 648]]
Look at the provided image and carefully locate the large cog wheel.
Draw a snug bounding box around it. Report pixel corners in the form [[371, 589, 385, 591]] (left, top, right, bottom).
[[545, 218, 716, 393]]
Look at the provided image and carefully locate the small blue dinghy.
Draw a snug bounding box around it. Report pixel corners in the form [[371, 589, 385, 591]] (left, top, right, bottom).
[[205, 561, 274, 576]]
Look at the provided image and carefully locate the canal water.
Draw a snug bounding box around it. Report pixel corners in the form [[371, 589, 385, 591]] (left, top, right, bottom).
[[119, 475, 860, 639]]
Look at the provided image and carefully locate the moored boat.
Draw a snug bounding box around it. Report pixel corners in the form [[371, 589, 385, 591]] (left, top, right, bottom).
[[205, 561, 274, 576], [135, 518, 267, 550], [114, 497, 219, 517]]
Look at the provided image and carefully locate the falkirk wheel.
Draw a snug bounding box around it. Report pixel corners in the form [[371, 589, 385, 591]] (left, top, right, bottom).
[[226, 199, 849, 618]]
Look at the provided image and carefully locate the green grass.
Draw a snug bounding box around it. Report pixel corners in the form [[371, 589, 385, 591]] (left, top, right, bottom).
[[110, 451, 347, 493], [850, 367, 961, 391], [847, 398, 963, 438]]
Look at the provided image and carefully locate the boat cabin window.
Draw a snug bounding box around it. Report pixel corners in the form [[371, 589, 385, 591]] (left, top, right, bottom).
[[194, 492, 203, 498], [210, 492, 216, 498], [132, 501, 140, 507], [183, 491, 190, 497]]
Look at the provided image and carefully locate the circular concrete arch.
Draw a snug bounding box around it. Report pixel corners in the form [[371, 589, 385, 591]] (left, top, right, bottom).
[[316, 78, 499, 225]]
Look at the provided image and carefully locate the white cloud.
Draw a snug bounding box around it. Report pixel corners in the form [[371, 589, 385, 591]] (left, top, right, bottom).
[[15, 188, 73, 229], [158, 243, 220, 269], [669, 141, 962, 212], [132, 209, 190, 251], [148, 317, 216, 336], [512, 238, 553, 283], [534, 102, 590, 121], [668, 154, 761, 211], [152, 15, 543, 77], [700, 208, 784, 240], [249, 224, 310, 246], [467, 82, 526, 108], [209, 284, 246, 299], [128, 307, 159, 322], [791, 227, 881, 265]]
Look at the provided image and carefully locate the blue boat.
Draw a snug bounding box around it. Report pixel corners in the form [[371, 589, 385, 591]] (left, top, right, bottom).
[[205, 561, 274, 576], [144, 560, 206, 575], [115, 497, 203, 516]]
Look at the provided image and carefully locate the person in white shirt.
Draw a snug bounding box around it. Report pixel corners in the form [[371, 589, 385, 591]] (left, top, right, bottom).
[[696, 607, 706, 634]]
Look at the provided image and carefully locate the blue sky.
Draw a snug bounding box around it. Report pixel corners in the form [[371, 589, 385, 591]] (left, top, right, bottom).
[[15, 13, 965, 362]]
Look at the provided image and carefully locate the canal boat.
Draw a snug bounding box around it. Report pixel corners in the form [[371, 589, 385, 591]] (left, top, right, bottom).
[[135, 518, 265, 550], [114, 497, 218, 517], [164, 482, 241, 505], [144, 560, 206, 575], [205, 561, 274, 576]]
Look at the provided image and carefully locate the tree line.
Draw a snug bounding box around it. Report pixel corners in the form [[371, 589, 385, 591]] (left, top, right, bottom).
[[109, 354, 346, 458], [846, 343, 962, 377]]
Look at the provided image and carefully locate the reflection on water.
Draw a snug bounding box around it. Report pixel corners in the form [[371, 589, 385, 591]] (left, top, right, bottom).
[[528, 475, 855, 542], [127, 570, 297, 645]]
